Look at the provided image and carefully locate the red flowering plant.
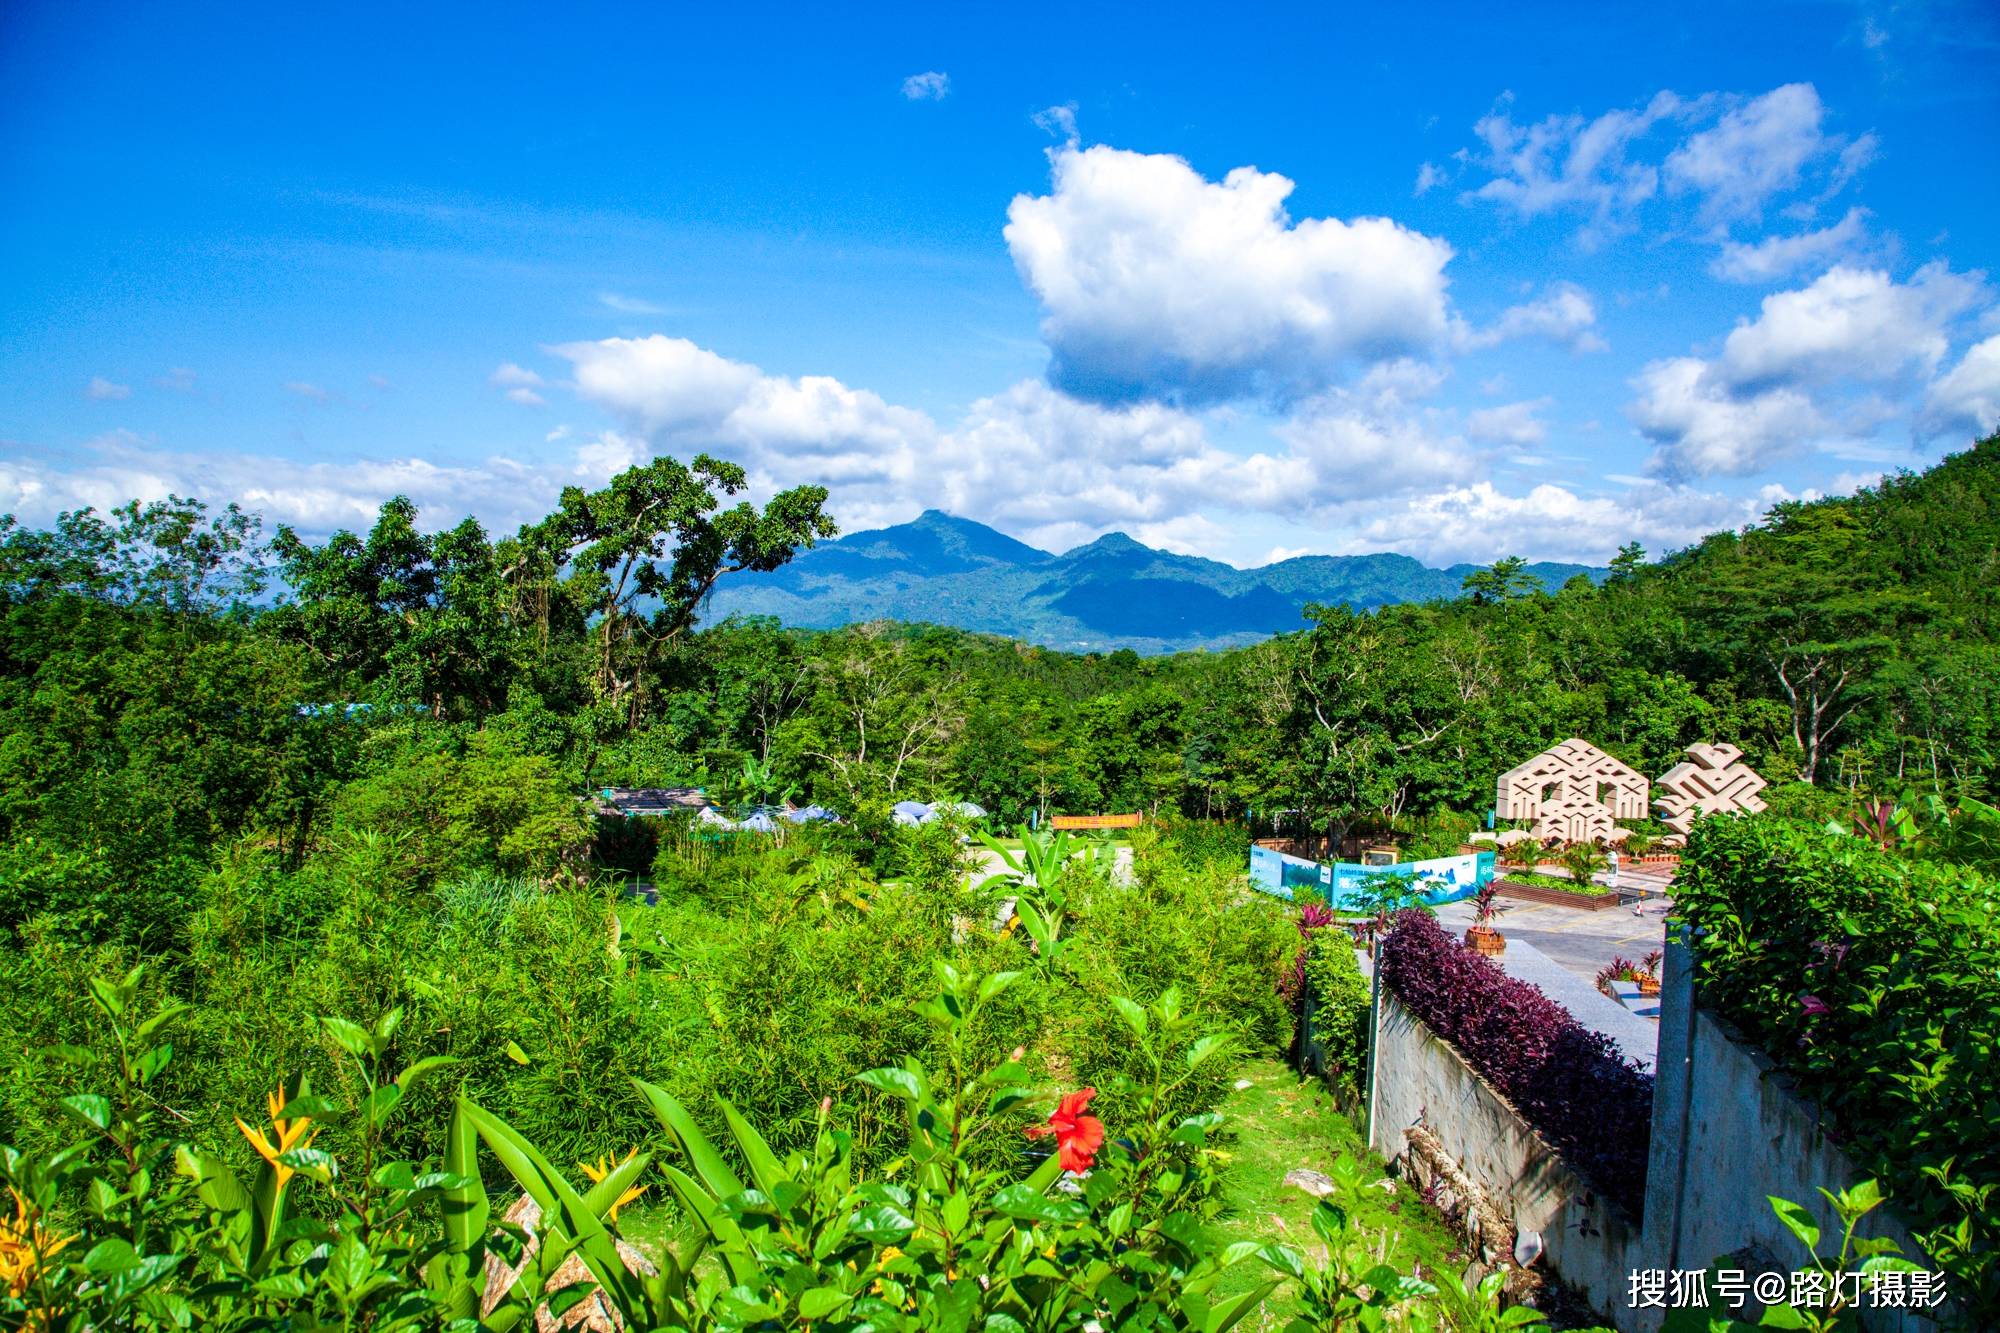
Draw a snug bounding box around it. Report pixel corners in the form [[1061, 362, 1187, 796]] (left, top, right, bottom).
[[1025, 1087, 1106, 1173], [10, 966, 1518, 1332], [637, 960, 1276, 1333]]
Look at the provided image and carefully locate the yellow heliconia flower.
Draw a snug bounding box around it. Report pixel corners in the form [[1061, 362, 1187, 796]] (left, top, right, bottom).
[[236, 1087, 318, 1191], [578, 1147, 647, 1222], [876, 1245, 904, 1270], [1, 1186, 73, 1300]]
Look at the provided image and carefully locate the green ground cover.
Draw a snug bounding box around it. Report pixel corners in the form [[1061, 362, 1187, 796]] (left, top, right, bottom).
[[1212, 1057, 1459, 1312], [1499, 869, 1614, 896]]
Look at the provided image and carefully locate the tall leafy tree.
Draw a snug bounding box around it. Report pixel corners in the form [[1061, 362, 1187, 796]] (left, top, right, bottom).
[[520, 455, 834, 719]]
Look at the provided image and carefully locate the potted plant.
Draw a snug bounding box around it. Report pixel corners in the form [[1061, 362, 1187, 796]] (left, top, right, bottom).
[[1595, 955, 1642, 998], [1464, 883, 1506, 955], [1636, 949, 1663, 996]]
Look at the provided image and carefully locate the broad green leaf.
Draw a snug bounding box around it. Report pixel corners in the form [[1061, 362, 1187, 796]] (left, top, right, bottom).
[[363, 1081, 404, 1126], [978, 970, 1021, 1002], [1206, 1282, 1276, 1333], [1110, 996, 1148, 1037], [189, 1152, 250, 1213], [1184, 1033, 1232, 1070], [856, 1067, 925, 1102], [1255, 1244, 1304, 1279], [991, 1182, 1086, 1223], [461, 1099, 642, 1317], [799, 1287, 853, 1319], [1310, 1201, 1349, 1247], [629, 1079, 745, 1199], [717, 1096, 788, 1198], [440, 1097, 489, 1255], [848, 1203, 917, 1244], [60, 1093, 112, 1131], [322, 1016, 374, 1058], [658, 1164, 758, 1286], [397, 1055, 458, 1090], [1768, 1196, 1820, 1251]]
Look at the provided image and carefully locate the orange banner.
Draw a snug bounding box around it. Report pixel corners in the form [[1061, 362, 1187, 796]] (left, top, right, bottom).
[[1050, 812, 1142, 829]]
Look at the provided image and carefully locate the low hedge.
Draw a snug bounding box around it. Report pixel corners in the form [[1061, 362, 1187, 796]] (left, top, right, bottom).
[[1377, 909, 1653, 1216], [1674, 815, 2000, 1322], [1302, 930, 1370, 1098]]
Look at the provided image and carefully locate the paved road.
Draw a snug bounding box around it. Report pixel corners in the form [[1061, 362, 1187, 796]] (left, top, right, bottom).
[[1431, 878, 1672, 987]]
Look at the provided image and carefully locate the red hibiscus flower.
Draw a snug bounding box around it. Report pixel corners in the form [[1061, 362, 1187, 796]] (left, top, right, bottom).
[[1026, 1087, 1105, 1173]]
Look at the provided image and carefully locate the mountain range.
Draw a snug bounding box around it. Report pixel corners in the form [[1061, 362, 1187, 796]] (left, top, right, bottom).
[[704, 511, 1604, 653]]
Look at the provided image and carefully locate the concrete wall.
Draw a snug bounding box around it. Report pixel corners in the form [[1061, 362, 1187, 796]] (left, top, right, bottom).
[[1367, 989, 1640, 1320], [1643, 938, 1943, 1333], [1366, 936, 1949, 1332]]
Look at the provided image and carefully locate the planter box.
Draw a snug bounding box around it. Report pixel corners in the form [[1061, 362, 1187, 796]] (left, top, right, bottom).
[[1464, 924, 1506, 955], [1495, 879, 1622, 911]]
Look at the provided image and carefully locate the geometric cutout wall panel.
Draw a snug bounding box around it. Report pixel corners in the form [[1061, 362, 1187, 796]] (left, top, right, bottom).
[[1495, 738, 1650, 845], [1654, 742, 1768, 834]]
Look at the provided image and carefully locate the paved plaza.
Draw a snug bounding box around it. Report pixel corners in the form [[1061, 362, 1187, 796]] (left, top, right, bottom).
[[1430, 864, 1675, 987]]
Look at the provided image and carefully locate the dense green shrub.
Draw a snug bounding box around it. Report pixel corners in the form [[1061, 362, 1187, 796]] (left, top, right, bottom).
[[1302, 931, 1370, 1099], [0, 824, 1292, 1195], [1675, 814, 2000, 1321], [328, 730, 593, 885], [1150, 815, 1249, 871], [2, 963, 1529, 1332], [1397, 810, 1479, 860]]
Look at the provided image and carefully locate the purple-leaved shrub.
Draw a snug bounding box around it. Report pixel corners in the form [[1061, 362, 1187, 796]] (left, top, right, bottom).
[[1376, 908, 1653, 1216]]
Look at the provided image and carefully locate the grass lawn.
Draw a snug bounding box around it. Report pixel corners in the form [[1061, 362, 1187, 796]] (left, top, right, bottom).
[[1212, 1056, 1462, 1321]]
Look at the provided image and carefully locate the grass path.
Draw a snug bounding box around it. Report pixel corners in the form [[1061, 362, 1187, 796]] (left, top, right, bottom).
[[1213, 1056, 1462, 1317]]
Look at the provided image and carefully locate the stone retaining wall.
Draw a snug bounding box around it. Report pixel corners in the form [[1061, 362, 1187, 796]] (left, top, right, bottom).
[[1366, 937, 1949, 1331]]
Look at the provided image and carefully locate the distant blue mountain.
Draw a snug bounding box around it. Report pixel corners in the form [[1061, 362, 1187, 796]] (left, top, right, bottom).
[[705, 510, 1603, 653]]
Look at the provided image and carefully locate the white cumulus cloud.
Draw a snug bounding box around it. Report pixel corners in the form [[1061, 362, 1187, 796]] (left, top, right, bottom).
[[553, 332, 1490, 554], [1629, 357, 1827, 479], [1463, 91, 1687, 242], [1457, 84, 1874, 250], [1335, 478, 1797, 567], [1630, 262, 1991, 477], [1664, 83, 1859, 226], [1003, 144, 1456, 405], [900, 71, 950, 101], [1709, 208, 1871, 283], [1923, 335, 2000, 439], [1457, 282, 1606, 352], [1032, 104, 1078, 143], [1711, 262, 1982, 390], [0, 429, 652, 538], [491, 362, 548, 406], [87, 376, 132, 401], [1466, 398, 1553, 447]]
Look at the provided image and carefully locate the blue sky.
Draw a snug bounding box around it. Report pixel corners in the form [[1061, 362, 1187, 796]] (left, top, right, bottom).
[[4, 0, 1998, 567]]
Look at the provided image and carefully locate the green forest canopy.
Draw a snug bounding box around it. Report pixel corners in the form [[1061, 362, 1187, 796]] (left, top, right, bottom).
[[3, 434, 1998, 899]]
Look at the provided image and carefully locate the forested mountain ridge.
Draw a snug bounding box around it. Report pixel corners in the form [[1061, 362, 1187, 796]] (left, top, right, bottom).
[[702, 509, 1603, 651], [3, 435, 1998, 912]]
